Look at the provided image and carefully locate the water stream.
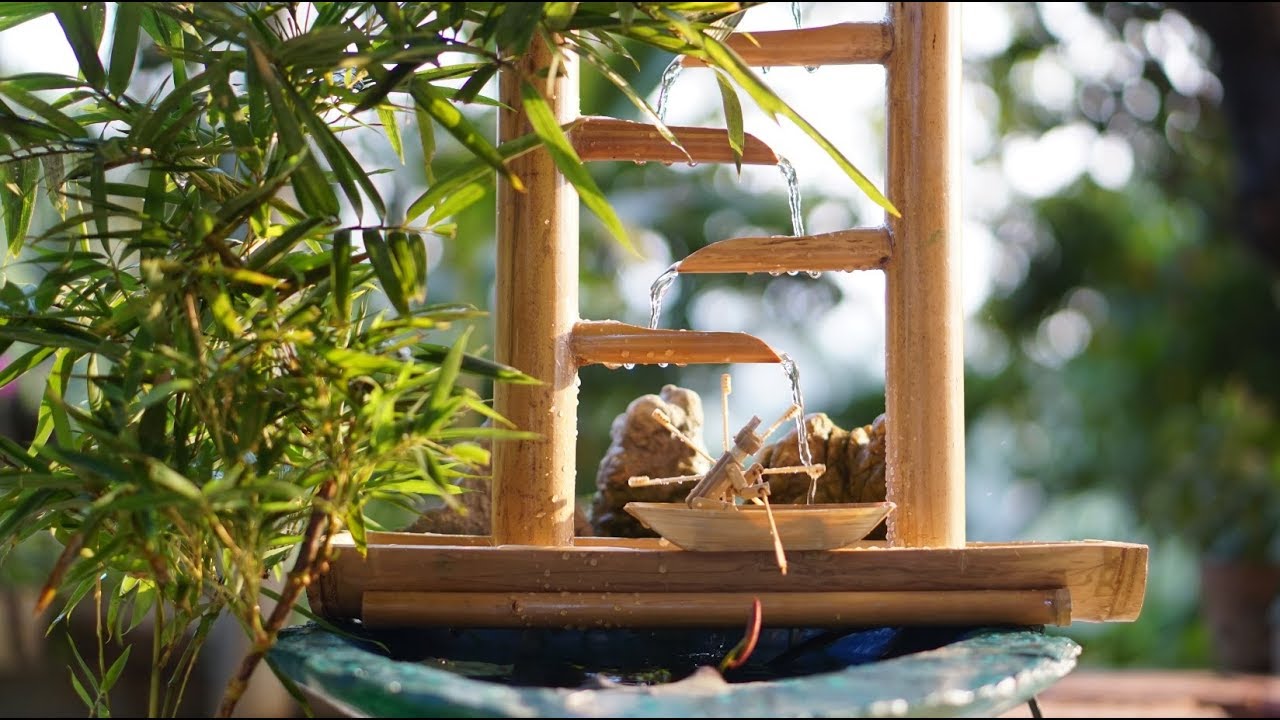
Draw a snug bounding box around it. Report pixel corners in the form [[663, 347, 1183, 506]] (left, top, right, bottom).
[[656, 58, 683, 123], [648, 263, 680, 330], [777, 157, 805, 237], [779, 352, 817, 503]]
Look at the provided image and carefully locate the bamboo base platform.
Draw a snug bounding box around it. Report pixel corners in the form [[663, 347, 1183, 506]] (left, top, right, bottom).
[[312, 533, 1147, 629]]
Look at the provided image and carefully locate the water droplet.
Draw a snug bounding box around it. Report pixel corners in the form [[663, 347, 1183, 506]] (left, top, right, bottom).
[[544, 569, 551, 576], [777, 157, 806, 237], [604, 362, 621, 370], [686, 161, 698, 167], [561, 552, 571, 560], [623, 363, 635, 370], [589, 558, 598, 566], [805, 66, 819, 74], [648, 264, 680, 330], [658, 362, 668, 368], [658, 564, 668, 574], [787, 270, 799, 276], [808, 271, 823, 279], [761, 65, 772, 75], [769, 271, 781, 277], [791, 1, 803, 28]]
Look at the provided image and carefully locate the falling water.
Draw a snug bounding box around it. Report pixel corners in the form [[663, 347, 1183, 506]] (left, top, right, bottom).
[[779, 352, 817, 503], [790, 2, 818, 72], [777, 157, 805, 237], [648, 264, 680, 330], [656, 58, 683, 123]]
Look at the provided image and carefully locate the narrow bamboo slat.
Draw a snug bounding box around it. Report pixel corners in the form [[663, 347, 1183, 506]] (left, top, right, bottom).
[[570, 117, 778, 165], [570, 320, 782, 366], [314, 539, 1147, 624], [364, 531, 688, 550], [361, 588, 1072, 629], [883, 3, 966, 549], [681, 23, 893, 67], [675, 228, 891, 274]]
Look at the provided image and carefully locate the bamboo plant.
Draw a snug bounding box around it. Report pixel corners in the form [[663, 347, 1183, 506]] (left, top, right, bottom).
[[0, 2, 892, 716]]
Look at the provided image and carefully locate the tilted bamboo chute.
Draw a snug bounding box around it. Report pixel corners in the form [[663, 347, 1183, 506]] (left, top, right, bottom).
[[313, 4, 1148, 631]]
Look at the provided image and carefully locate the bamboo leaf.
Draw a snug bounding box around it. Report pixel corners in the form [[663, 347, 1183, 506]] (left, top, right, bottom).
[[244, 217, 326, 271], [133, 379, 191, 411], [331, 228, 351, 322], [405, 129, 544, 222], [53, 3, 106, 90], [714, 70, 744, 174], [520, 79, 632, 252], [363, 229, 408, 316], [0, 4, 51, 33], [247, 45, 338, 219], [144, 460, 202, 502], [99, 644, 131, 695], [495, 3, 545, 53], [430, 326, 471, 409], [409, 79, 521, 190], [0, 82, 88, 138], [107, 2, 142, 97], [415, 106, 435, 184], [1, 155, 38, 254], [376, 105, 404, 164], [388, 230, 426, 304]]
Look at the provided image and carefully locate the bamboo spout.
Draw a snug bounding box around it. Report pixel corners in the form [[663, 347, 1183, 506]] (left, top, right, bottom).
[[570, 117, 778, 165], [570, 321, 781, 367], [676, 228, 892, 274], [682, 23, 893, 68]]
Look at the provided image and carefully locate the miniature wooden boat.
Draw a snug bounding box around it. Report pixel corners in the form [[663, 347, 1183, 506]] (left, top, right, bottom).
[[624, 501, 895, 552]]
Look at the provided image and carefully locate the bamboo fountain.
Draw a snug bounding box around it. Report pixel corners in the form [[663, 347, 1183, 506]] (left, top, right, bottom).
[[312, 3, 1147, 635]]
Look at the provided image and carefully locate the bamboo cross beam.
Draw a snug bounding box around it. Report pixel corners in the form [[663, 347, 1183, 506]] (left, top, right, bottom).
[[570, 117, 779, 165], [675, 229, 892, 274], [570, 321, 782, 367], [360, 589, 1072, 629], [681, 23, 893, 68]]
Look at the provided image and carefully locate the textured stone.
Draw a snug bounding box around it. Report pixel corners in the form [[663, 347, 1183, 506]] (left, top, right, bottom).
[[589, 385, 711, 537]]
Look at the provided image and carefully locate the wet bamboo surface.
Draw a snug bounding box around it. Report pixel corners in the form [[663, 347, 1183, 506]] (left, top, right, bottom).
[[570, 320, 782, 367], [681, 23, 893, 67], [675, 228, 891, 274], [570, 117, 779, 165]]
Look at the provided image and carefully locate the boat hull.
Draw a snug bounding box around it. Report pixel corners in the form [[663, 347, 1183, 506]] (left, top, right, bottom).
[[623, 501, 895, 551]]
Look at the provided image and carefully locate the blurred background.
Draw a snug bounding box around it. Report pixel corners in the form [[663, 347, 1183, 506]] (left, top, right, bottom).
[[2, 1, 1279, 716]]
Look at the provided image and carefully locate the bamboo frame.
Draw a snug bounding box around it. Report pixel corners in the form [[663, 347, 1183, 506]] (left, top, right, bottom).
[[675, 228, 892, 274], [312, 4, 1150, 632], [883, 2, 966, 548], [571, 117, 779, 165], [681, 23, 893, 67], [491, 38, 579, 546], [362, 589, 1071, 628]]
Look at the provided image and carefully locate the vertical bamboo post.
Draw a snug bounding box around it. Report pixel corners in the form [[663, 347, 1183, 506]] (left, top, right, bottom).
[[884, 3, 965, 548], [492, 39, 579, 546]]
